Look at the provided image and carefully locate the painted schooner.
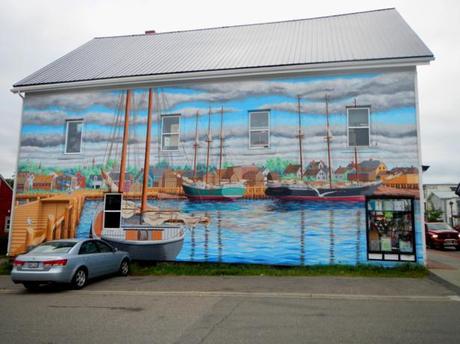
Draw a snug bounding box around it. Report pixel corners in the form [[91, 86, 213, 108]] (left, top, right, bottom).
[[265, 95, 379, 201], [92, 89, 209, 261], [181, 106, 246, 201]]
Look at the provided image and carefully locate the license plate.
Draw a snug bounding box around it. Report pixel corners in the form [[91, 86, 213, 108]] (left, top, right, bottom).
[[27, 262, 39, 268], [444, 239, 456, 246]]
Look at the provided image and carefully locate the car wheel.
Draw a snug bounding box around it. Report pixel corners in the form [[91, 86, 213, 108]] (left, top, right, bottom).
[[119, 259, 129, 276], [23, 282, 40, 291], [71, 268, 88, 289]]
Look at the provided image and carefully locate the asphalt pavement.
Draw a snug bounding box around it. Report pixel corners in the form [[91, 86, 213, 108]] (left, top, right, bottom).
[[427, 248, 460, 293], [1, 274, 459, 344]]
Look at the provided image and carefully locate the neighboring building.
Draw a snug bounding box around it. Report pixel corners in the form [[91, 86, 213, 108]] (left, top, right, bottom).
[[9, 9, 433, 266], [424, 184, 460, 226], [0, 175, 13, 238]]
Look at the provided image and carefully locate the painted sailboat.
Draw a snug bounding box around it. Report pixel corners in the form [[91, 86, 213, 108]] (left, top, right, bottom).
[[181, 106, 246, 201], [92, 89, 209, 260], [265, 95, 379, 201]]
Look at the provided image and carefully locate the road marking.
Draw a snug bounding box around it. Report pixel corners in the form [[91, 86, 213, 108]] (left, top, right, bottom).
[[1, 288, 459, 302]]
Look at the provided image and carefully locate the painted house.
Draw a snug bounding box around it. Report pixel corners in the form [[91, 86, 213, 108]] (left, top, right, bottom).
[[9, 9, 433, 266], [304, 160, 328, 182]]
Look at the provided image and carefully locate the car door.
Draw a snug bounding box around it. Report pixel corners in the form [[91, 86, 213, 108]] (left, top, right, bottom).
[[78, 241, 103, 278], [95, 240, 119, 274]]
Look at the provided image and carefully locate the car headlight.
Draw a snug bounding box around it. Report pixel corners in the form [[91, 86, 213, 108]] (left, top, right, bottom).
[[431, 234, 438, 239]]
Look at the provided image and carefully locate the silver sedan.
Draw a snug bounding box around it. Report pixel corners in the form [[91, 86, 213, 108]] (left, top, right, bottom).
[[11, 239, 130, 290]]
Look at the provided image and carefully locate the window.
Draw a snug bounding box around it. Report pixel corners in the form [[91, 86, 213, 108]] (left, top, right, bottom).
[[30, 241, 76, 254], [95, 241, 113, 253], [366, 198, 416, 262], [4, 216, 10, 232], [79, 241, 99, 255], [161, 115, 180, 151], [65, 119, 83, 154], [249, 111, 270, 148], [347, 107, 370, 147], [103, 193, 122, 229]]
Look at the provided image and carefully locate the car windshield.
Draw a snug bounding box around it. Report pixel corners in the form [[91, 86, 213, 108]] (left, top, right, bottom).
[[29, 241, 76, 254], [427, 223, 453, 231]]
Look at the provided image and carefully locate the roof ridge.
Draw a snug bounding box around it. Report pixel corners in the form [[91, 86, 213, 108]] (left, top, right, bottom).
[[94, 8, 396, 40]]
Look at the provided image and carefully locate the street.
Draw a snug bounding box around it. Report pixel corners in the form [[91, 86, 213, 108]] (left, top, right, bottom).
[[1, 274, 459, 344]]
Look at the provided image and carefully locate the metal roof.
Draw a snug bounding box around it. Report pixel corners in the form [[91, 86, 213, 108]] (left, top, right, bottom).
[[13, 8, 433, 89]]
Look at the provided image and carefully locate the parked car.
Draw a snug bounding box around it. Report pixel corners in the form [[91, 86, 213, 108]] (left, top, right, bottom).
[[11, 239, 130, 290], [425, 222, 460, 250]]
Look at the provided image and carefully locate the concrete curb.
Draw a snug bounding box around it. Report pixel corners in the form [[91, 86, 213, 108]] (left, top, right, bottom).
[[428, 271, 460, 296]]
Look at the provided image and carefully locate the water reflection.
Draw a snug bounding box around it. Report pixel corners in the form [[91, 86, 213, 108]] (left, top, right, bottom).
[[76, 199, 367, 266]]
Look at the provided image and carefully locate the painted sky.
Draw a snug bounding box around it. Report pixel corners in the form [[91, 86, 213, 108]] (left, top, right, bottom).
[[18, 70, 418, 171], [1, 0, 458, 183]]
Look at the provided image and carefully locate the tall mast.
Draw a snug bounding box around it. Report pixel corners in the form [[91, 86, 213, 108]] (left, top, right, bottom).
[[192, 111, 199, 179], [354, 146, 359, 184], [141, 88, 153, 214], [297, 95, 304, 177], [325, 94, 333, 189], [119, 89, 131, 193], [218, 106, 224, 185], [205, 107, 212, 185]]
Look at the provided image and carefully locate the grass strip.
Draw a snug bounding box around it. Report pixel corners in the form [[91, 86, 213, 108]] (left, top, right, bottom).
[[130, 262, 428, 278]]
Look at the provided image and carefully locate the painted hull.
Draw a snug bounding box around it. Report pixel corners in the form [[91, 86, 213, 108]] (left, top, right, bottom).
[[99, 236, 184, 261], [265, 183, 379, 202], [91, 210, 184, 261], [182, 183, 245, 201]]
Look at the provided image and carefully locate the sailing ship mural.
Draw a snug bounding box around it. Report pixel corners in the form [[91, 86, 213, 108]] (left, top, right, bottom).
[[13, 69, 424, 265], [181, 107, 246, 201], [265, 95, 381, 201]]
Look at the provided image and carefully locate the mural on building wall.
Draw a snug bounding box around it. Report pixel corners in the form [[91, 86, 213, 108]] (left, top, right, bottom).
[[13, 69, 423, 265]]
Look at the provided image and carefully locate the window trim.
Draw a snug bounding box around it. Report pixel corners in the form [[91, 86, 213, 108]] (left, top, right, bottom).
[[346, 106, 370, 147], [248, 110, 270, 149], [64, 119, 84, 155], [161, 114, 181, 152]]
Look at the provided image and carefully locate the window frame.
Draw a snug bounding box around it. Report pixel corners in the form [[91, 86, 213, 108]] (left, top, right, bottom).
[[248, 110, 271, 149], [64, 119, 84, 155], [346, 106, 370, 147], [161, 114, 181, 152], [365, 196, 416, 262], [103, 193, 123, 230]]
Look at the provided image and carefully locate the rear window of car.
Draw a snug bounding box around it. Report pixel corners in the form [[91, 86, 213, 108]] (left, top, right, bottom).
[[427, 223, 452, 231], [29, 241, 76, 254]]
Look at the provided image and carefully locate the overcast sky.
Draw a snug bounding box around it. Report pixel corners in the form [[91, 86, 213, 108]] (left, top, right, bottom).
[[0, 0, 458, 184]]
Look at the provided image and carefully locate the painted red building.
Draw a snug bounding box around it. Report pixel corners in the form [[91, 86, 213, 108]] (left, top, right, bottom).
[[0, 175, 13, 237]]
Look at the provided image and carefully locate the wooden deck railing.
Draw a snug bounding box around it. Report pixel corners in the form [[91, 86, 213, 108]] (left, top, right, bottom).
[[10, 193, 86, 256]]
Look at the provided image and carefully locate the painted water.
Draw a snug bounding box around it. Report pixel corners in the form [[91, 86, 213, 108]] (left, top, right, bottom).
[[77, 199, 368, 266]]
